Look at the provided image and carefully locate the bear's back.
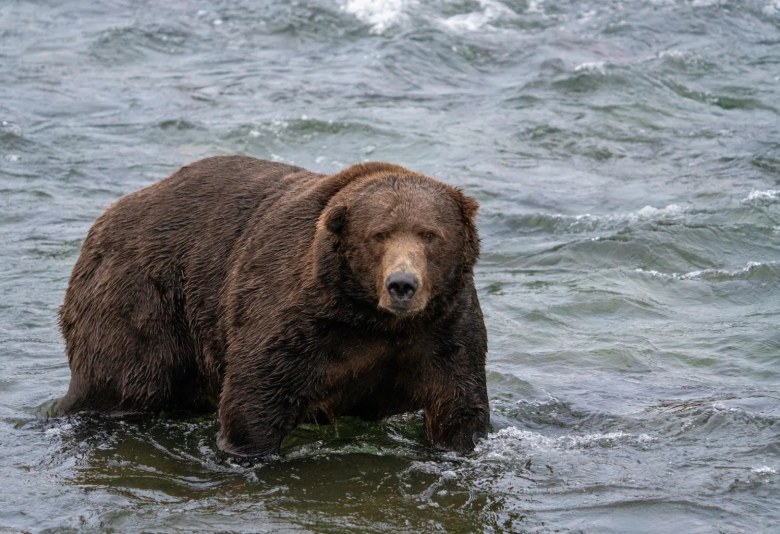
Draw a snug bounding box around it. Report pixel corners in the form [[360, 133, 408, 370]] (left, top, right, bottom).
[[60, 156, 323, 396]]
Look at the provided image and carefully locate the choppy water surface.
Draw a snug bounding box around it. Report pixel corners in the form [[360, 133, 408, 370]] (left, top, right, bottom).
[[2, 0, 779, 532]]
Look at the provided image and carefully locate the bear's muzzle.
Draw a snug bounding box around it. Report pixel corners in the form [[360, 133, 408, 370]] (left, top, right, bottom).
[[377, 236, 430, 315]]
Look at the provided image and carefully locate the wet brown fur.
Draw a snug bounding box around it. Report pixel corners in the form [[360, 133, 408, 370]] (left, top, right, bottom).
[[58, 156, 489, 457]]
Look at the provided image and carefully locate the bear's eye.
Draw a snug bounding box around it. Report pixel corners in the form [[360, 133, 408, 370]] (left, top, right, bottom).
[[419, 231, 438, 243], [372, 231, 389, 242]]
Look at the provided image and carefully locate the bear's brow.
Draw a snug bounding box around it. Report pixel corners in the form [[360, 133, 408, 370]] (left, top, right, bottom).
[[355, 176, 451, 205]]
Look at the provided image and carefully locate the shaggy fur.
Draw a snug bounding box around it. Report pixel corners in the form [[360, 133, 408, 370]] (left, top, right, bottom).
[[58, 156, 489, 457]]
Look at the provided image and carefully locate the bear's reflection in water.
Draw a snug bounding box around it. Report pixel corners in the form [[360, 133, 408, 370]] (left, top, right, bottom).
[[54, 412, 517, 532]]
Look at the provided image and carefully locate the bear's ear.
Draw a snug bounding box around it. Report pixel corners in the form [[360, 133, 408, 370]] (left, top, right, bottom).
[[461, 194, 479, 223], [325, 204, 348, 234], [455, 190, 480, 266]]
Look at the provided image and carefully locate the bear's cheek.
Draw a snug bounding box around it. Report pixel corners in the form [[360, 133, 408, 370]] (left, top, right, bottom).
[[424, 241, 461, 289], [345, 240, 385, 296]]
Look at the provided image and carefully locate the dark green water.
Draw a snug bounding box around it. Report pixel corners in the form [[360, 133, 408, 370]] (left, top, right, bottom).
[[1, 0, 779, 532]]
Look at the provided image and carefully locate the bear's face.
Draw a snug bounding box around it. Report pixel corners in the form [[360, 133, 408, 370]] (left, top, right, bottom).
[[325, 177, 479, 317]]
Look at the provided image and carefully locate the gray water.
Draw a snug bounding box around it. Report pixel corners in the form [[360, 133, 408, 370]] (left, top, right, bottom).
[[1, 0, 779, 532]]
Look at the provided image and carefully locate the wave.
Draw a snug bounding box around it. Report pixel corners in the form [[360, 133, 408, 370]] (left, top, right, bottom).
[[635, 260, 780, 281], [342, 0, 522, 35], [743, 189, 780, 205], [576, 203, 686, 224], [88, 24, 194, 65], [574, 61, 608, 74], [487, 203, 688, 235]]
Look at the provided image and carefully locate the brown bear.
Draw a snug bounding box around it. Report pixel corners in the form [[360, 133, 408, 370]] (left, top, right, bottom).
[[58, 156, 489, 457]]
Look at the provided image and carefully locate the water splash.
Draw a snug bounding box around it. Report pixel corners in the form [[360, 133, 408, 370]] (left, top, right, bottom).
[[342, 0, 415, 33], [441, 0, 515, 33], [475, 426, 654, 457], [743, 189, 780, 205]]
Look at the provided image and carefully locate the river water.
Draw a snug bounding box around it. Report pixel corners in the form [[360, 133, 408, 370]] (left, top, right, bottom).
[[1, 0, 779, 532]]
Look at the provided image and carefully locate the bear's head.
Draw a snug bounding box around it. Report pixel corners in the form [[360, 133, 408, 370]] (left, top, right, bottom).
[[318, 168, 479, 319]]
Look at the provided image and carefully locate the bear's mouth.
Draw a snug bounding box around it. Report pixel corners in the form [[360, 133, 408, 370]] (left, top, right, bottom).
[[382, 300, 415, 315], [379, 302, 423, 318], [377, 292, 428, 317]]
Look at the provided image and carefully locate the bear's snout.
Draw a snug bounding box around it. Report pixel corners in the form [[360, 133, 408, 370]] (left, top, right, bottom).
[[376, 236, 429, 315], [386, 272, 419, 303]]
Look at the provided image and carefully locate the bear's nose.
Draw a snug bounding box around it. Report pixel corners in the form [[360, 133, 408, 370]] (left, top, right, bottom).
[[386, 272, 419, 303]]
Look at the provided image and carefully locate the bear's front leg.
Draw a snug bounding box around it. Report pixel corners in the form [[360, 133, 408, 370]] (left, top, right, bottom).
[[217, 344, 322, 459], [423, 363, 490, 454]]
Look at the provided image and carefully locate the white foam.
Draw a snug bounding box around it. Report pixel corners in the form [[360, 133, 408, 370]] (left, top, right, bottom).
[[743, 189, 780, 203], [682, 261, 776, 280], [441, 0, 513, 33], [442, 12, 489, 33], [764, 1, 780, 15], [557, 431, 632, 449], [635, 261, 777, 281], [44, 422, 73, 436], [474, 426, 654, 459], [658, 49, 686, 60], [634, 204, 684, 218], [473, 427, 548, 461], [527, 0, 545, 14], [751, 466, 777, 475], [1, 120, 23, 136], [619, 204, 681, 220], [679, 269, 710, 279], [637, 269, 665, 278], [657, 49, 708, 66], [574, 61, 607, 74], [572, 204, 685, 227], [342, 0, 415, 34]]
